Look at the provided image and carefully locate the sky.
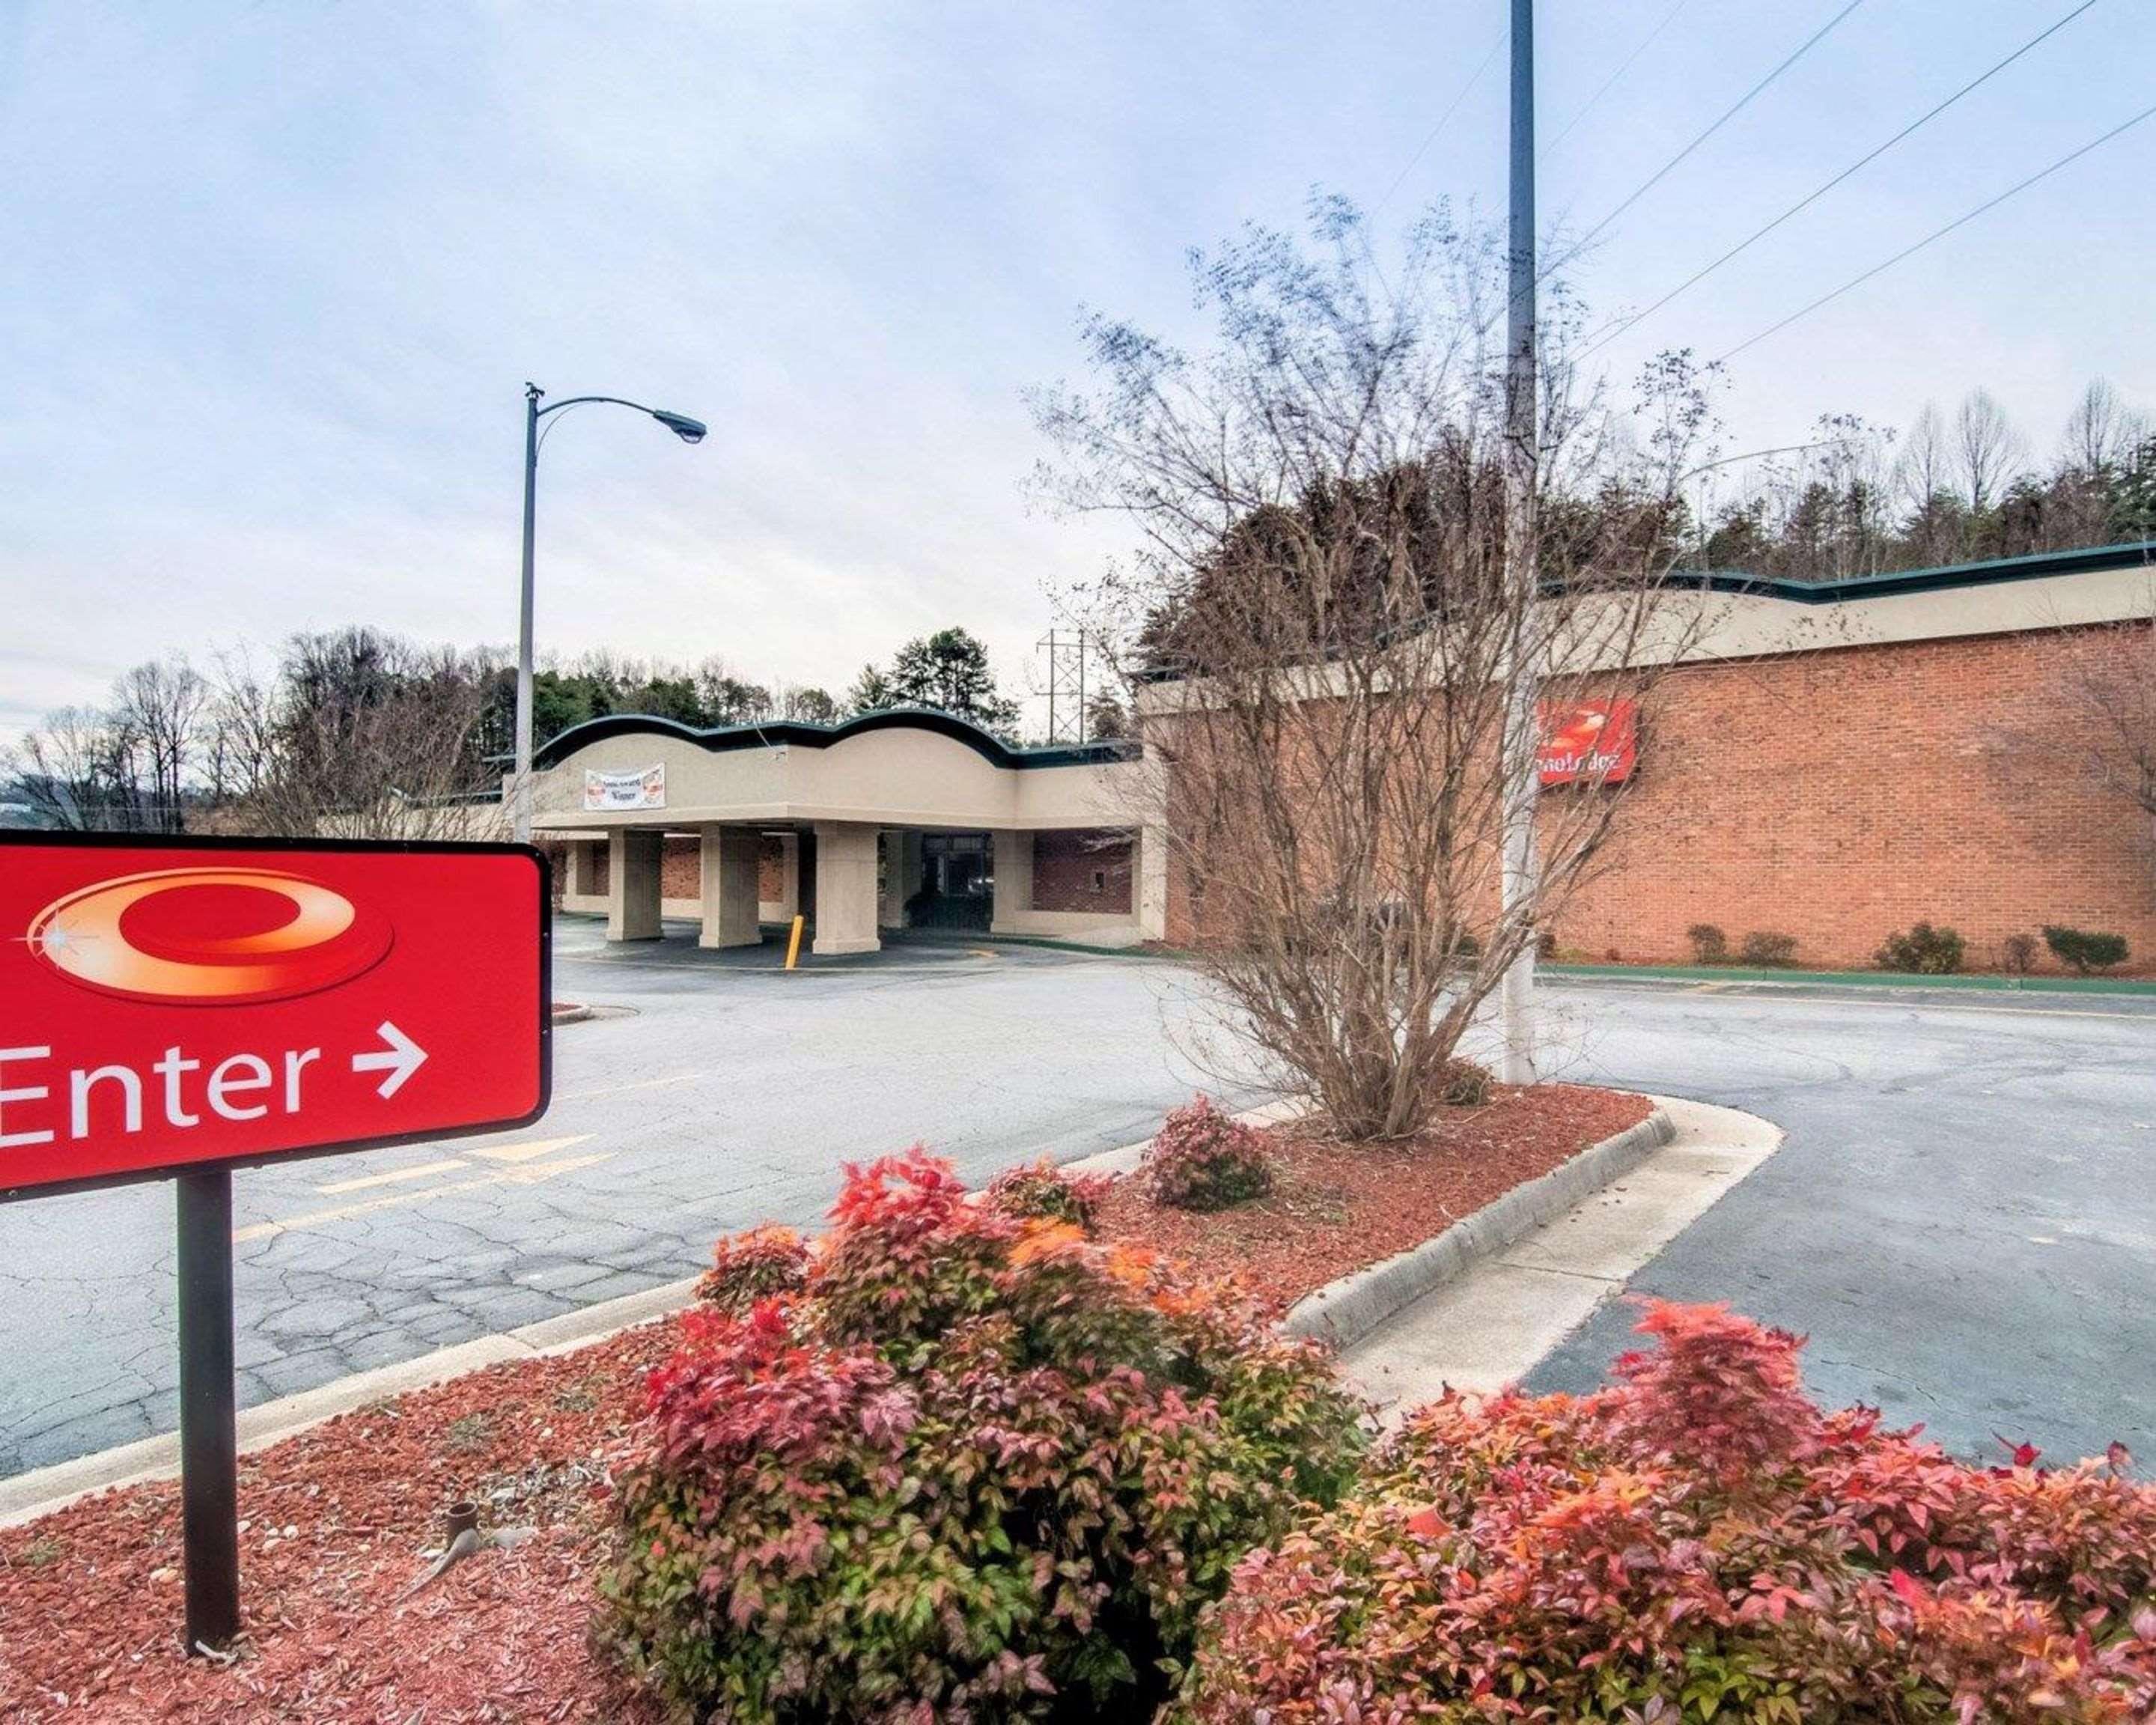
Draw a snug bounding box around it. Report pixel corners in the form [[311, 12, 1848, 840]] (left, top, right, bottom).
[[3, 0, 2152, 741]]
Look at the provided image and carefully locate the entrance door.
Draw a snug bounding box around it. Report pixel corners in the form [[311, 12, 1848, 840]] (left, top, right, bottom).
[[913, 832, 990, 931]]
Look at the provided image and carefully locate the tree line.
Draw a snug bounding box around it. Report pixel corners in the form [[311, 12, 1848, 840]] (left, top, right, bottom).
[[1686, 380, 2155, 584], [3, 624, 1036, 838]]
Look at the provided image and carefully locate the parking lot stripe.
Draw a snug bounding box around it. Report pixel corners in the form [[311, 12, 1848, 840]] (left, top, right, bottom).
[[467, 1134, 593, 1164], [234, 1150, 616, 1244], [557, 1073, 698, 1102], [315, 1158, 467, 1195]]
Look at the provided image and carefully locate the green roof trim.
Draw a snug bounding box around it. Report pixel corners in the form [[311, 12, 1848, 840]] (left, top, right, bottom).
[[529, 707, 1138, 772], [1671, 538, 2156, 604]]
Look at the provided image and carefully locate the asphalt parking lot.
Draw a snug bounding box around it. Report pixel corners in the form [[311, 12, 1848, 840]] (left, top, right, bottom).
[[1, 919, 2151, 1477]]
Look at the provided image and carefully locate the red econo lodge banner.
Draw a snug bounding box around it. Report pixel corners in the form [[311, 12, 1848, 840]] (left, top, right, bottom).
[[1538, 699, 1638, 786], [0, 836, 549, 1199]]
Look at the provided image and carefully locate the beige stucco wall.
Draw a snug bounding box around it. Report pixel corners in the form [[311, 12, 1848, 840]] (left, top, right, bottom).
[[523, 725, 1153, 835], [1136, 565, 2156, 719]]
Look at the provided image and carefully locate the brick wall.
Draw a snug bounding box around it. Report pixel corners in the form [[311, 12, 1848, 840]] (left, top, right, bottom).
[[1032, 829, 1134, 913], [759, 836, 786, 901], [660, 836, 699, 900], [1166, 626, 2156, 974]]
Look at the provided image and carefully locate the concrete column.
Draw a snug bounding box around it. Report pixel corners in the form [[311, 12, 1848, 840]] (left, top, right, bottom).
[[565, 839, 599, 900], [698, 824, 762, 949], [879, 830, 924, 930], [1137, 824, 1169, 943], [811, 821, 881, 955], [990, 830, 1034, 936], [606, 828, 664, 941]]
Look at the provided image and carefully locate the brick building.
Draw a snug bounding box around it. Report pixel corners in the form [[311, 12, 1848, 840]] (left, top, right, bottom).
[[1153, 543, 2156, 974], [520, 544, 2151, 975]]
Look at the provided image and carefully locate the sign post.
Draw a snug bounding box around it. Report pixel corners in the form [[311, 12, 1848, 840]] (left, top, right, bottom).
[[0, 833, 551, 1652], [177, 1166, 241, 1649]]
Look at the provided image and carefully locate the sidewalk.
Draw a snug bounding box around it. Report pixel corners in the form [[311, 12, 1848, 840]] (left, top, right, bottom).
[[1337, 1095, 1782, 1424]]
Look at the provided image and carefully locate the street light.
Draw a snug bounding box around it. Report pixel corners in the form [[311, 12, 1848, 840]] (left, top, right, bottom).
[[514, 383, 706, 845]]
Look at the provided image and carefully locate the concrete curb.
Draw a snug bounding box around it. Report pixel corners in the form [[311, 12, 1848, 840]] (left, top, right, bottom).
[[1282, 1107, 1676, 1351], [1546, 962, 2156, 998]]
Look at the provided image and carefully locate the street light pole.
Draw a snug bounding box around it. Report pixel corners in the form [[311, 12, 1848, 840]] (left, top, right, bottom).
[[515, 385, 541, 845], [511, 385, 707, 846], [1497, 0, 1541, 1084]]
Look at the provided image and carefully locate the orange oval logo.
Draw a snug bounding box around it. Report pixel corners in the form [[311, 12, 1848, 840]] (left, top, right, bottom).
[[28, 868, 393, 1005]]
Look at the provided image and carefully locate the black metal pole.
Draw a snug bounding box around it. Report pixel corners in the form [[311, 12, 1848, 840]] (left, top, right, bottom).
[[177, 1167, 240, 1652]]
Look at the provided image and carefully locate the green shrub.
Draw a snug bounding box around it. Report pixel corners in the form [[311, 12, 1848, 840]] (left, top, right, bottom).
[[1687, 922, 1728, 964], [1877, 921, 1966, 974], [1144, 1095, 1275, 1212], [603, 1149, 1364, 1724], [1738, 929, 1798, 968], [2043, 924, 2130, 974], [1437, 1058, 1492, 1107], [1172, 1300, 2156, 1724], [984, 1158, 1112, 1232], [2002, 931, 2039, 973]]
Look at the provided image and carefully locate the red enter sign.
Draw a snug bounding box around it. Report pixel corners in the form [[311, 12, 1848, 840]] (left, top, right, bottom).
[[0, 836, 549, 1200]]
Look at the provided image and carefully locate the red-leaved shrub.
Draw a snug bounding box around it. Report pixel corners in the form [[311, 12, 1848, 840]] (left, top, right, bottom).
[[602, 1147, 1365, 1723], [1171, 1299, 2156, 1724], [1145, 1095, 1274, 1211], [692, 1221, 811, 1315], [984, 1158, 1114, 1232]]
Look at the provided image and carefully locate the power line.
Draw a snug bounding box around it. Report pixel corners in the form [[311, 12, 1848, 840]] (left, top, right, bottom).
[[1582, 0, 2103, 358], [1717, 98, 2156, 362], [1540, 0, 1691, 162], [1553, 0, 1870, 275], [1373, 34, 1502, 214]]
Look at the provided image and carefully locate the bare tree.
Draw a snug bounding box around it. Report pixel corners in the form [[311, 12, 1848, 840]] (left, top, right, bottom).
[[199, 650, 279, 806], [1954, 389, 2026, 519], [223, 628, 499, 840], [2058, 607, 2156, 850], [1893, 403, 1963, 565], [8, 706, 141, 830], [1032, 200, 1705, 1139], [2060, 377, 2145, 478], [111, 658, 207, 833]]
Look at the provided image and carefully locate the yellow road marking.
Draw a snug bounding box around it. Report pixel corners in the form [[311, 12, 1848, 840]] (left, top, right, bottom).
[[491, 1151, 612, 1185], [316, 1158, 466, 1195], [557, 1072, 699, 1102], [234, 1150, 615, 1243], [468, 1133, 593, 1164]]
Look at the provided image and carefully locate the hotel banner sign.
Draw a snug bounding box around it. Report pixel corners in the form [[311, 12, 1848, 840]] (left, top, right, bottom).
[[1538, 699, 1637, 786], [584, 763, 666, 812]]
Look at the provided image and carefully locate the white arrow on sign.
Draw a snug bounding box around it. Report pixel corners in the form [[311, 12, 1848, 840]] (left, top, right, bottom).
[[351, 1020, 427, 1098]]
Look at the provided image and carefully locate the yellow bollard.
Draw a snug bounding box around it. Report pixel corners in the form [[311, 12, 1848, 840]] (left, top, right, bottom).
[[784, 914, 806, 970]]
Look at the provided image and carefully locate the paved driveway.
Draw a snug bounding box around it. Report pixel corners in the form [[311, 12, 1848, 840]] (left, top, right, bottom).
[[1522, 979, 2156, 1466], [1, 922, 2151, 1477]]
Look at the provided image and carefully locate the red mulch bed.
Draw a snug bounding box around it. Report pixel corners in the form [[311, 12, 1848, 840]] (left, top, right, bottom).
[[0, 1327, 680, 1724], [1094, 1083, 1656, 1313], [0, 1084, 1652, 1721]]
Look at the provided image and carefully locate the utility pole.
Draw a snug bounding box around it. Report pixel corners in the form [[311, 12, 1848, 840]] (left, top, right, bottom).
[[1497, 0, 1541, 1084]]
